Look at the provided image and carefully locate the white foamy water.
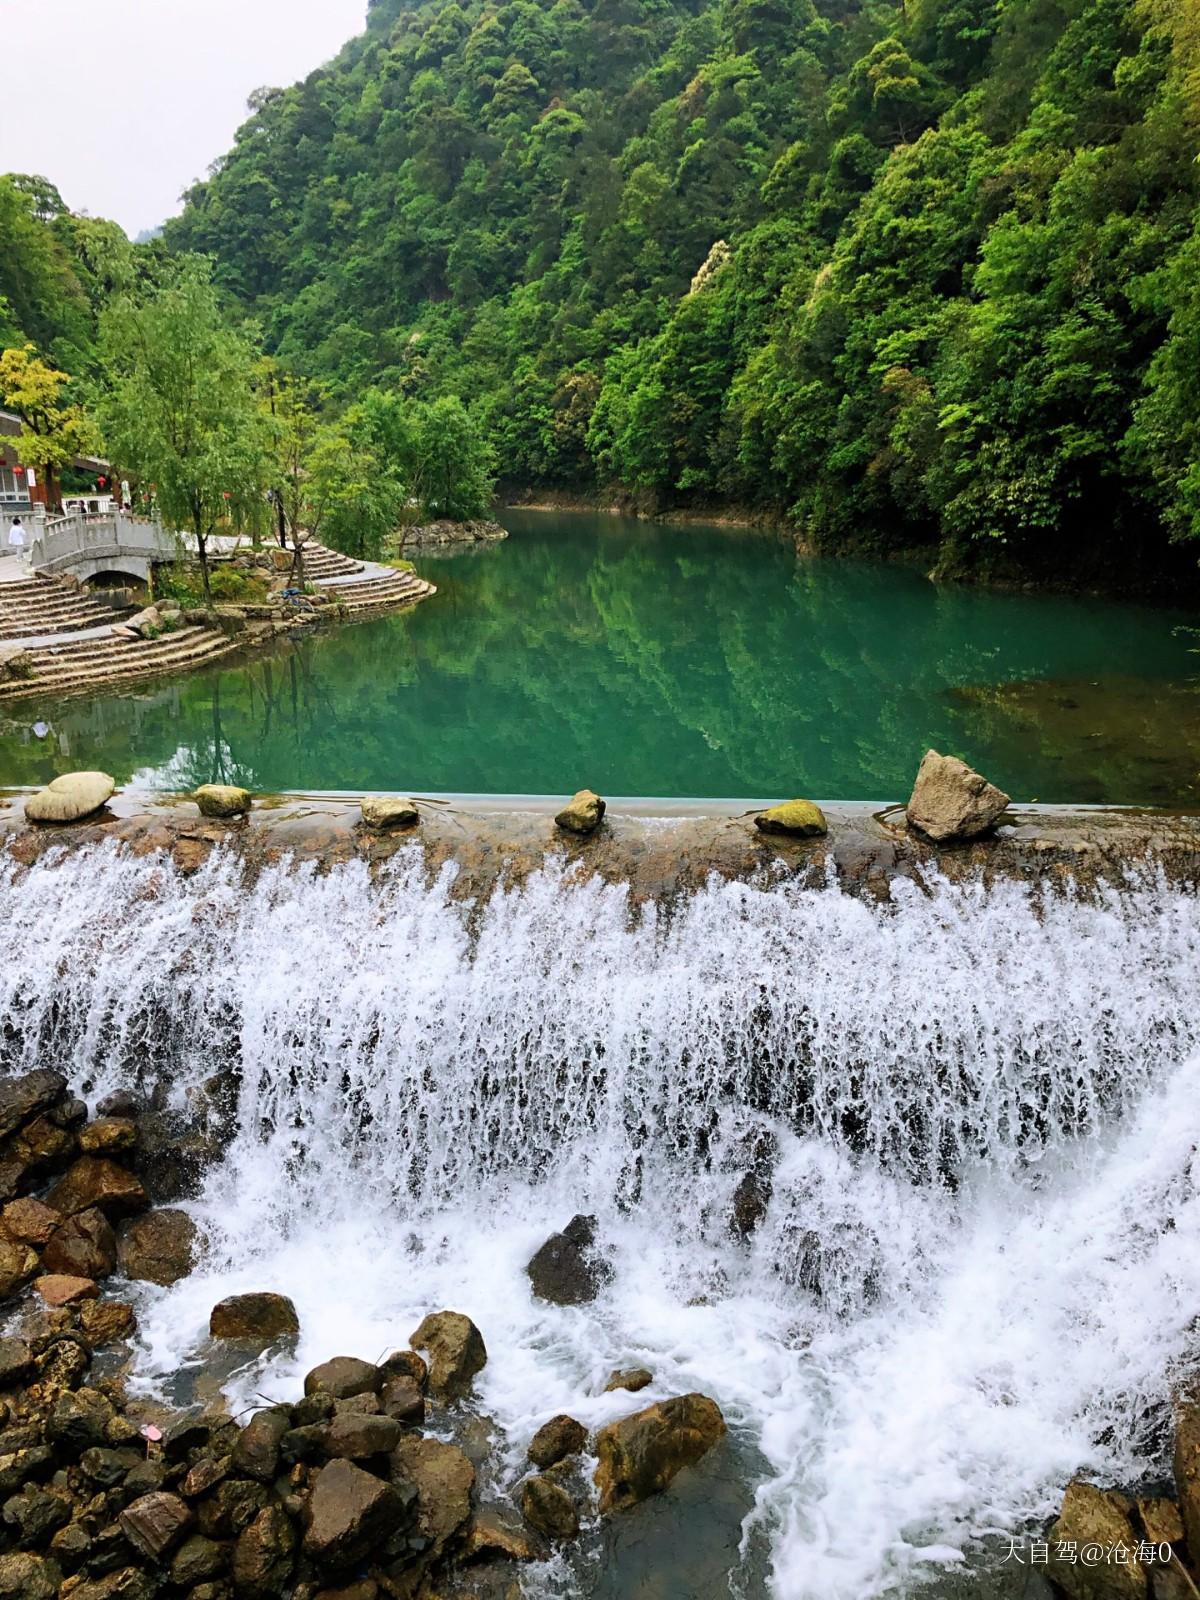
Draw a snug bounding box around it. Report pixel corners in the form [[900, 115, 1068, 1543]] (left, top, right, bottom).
[[1, 841, 1199, 1599]]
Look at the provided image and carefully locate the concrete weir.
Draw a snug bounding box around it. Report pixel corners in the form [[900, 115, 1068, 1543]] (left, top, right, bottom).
[[1, 789, 1199, 900]]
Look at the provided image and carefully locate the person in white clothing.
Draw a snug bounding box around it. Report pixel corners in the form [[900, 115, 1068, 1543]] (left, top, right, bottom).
[[7, 517, 25, 551]]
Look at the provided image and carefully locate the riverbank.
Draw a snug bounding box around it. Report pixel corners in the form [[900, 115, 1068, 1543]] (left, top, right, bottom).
[[2, 791, 1199, 901]]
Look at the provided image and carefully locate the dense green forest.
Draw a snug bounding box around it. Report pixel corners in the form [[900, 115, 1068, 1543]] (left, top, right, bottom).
[[5, 0, 1200, 584]]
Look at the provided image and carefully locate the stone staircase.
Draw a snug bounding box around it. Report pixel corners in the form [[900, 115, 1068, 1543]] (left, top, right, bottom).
[[0, 626, 245, 702], [297, 545, 366, 581], [0, 576, 129, 641], [326, 568, 438, 617]]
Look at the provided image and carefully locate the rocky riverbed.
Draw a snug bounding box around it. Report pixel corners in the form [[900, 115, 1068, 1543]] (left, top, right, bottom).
[[0, 1071, 734, 1600]]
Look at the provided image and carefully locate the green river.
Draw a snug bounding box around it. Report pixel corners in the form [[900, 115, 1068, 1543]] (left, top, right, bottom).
[[0, 509, 1197, 803]]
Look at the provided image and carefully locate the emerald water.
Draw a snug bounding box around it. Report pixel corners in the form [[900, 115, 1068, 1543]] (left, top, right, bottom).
[[1, 508, 1197, 802]]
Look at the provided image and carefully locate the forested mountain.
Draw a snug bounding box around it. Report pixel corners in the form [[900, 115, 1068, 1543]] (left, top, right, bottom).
[[78, 0, 1200, 578], [0, 176, 156, 380]]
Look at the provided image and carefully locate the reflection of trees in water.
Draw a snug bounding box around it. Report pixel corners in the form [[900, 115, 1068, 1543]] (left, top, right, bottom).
[[0, 518, 1191, 800]]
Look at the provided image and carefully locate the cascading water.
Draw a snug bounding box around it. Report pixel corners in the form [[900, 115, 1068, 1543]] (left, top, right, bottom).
[[1, 839, 1199, 1599]]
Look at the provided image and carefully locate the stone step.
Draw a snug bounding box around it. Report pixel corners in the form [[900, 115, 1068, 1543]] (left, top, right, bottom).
[[0, 630, 242, 699]]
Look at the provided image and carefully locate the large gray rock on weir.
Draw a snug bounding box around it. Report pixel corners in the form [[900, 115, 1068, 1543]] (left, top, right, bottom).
[[25, 771, 115, 824], [905, 749, 1010, 843]]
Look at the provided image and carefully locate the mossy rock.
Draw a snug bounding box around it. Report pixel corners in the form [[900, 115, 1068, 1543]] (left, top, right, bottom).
[[754, 800, 827, 838], [194, 784, 252, 819]]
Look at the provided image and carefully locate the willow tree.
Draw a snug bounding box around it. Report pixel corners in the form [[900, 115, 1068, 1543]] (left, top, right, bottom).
[[99, 258, 266, 606]]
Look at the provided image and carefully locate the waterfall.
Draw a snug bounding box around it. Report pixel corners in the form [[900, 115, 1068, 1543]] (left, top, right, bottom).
[[1, 840, 1198, 1599]]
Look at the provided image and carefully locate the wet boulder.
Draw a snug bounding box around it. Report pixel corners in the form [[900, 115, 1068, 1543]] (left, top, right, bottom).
[[379, 1374, 424, 1425], [463, 1504, 541, 1561], [554, 789, 606, 835], [0, 1240, 39, 1300], [193, 784, 252, 819], [35, 1273, 98, 1307], [118, 1491, 193, 1561], [528, 1414, 587, 1470], [45, 1157, 148, 1220], [905, 749, 1010, 843], [360, 796, 419, 830], [321, 1412, 403, 1460], [47, 1388, 115, 1452], [389, 1435, 474, 1562], [0, 1340, 34, 1389], [79, 1300, 136, 1348], [232, 1407, 292, 1482], [79, 1118, 137, 1157], [594, 1393, 726, 1514], [526, 1214, 612, 1306], [303, 1458, 406, 1571], [1174, 1399, 1200, 1557], [116, 1209, 198, 1286], [1047, 1480, 1146, 1600], [25, 771, 115, 825], [520, 1474, 579, 1542], [209, 1292, 299, 1344], [754, 800, 828, 838], [304, 1356, 382, 1400], [42, 1207, 116, 1279], [1, 1199, 60, 1248], [232, 1503, 295, 1597], [604, 1366, 653, 1394], [168, 1533, 228, 1588], [0, 1552, 57, 1600], [409, 1311, 487, 1401], [0, 1071, 67, 1141]]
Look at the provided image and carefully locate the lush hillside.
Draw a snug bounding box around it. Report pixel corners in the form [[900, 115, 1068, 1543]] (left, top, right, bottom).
[[164, 0, 1200, 582]]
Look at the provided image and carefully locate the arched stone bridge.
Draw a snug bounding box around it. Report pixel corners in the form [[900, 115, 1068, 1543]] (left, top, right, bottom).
[[29, 511, 180, 586]]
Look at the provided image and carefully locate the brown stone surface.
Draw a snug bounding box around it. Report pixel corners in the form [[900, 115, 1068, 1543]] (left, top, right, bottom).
[[1174, 1400, 1200, 1558], [118, 1491, 193, 1560], [117, 1209, 198, 1286], [528, 1414, 587, 1469], [303, 1458, 402, 1569], [390, 1434, 475, 1558], [35, 1273, 98, 1307], [0, 1239, 39, 1299], [79, 1118, 138, 1157], [1048, 1480, 1147, 1600], [45, 1158, 148, 1220], [79, 1299, 136, 1346], [519, 1474, 579, 1542], [42, 1208, 116, 1279], [594, 1393, 726, 1514], [1, 1198, 60, 1247], [906, 749, 1011, 843], [409, 1311, 487, 1401], [209, 1292, 299, 1343]]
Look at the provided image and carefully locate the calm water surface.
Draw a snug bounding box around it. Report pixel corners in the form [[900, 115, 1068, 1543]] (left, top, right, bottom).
[[0, 509, 1196, 802]]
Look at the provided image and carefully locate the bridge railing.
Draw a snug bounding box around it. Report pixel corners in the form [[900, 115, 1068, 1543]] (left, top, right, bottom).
[[29, 512, 182, 577]]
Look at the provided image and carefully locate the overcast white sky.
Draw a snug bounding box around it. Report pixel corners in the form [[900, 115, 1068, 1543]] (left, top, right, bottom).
[[1, 0, 368, 238]]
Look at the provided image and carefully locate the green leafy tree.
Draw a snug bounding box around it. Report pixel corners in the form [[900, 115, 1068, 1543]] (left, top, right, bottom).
[[0, 345, 98, 506], [99, 258, 268, 605]]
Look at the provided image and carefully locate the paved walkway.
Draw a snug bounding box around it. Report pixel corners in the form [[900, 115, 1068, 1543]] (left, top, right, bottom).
[[0, 555, 34, 585]]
